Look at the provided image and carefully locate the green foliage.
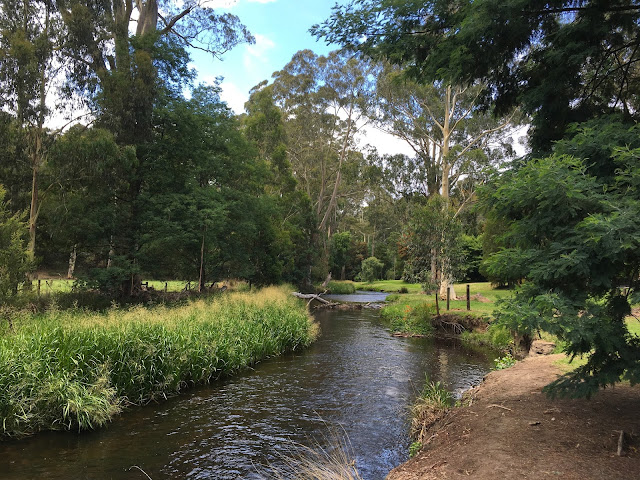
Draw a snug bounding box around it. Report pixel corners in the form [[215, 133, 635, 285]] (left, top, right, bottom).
[[410, 375, 453, 442], [408, 441, 422, 458], [0, 286, 315, 437], [358, 256, 384, 283], [326, 281, 356, 295], [400, 196, 464, 289], [417, 376, 454, 410], [461, 323, 514, 351], [0, 186, 30, 303], [314, 1, 640, 152], [481, 119, 640, 397], [381, 301, 435, 336], [328, 232, 367, 281], [459, 235, 485, 282], [493, 353, 516, 370]]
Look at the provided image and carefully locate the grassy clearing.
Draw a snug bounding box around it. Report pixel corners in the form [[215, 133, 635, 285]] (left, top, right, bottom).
[[380, 282, 514, 343], [0, 286, 316, 439], [31, 279, 233, 294], [380, 301, 436, 335], [354, 279, 422, 294]]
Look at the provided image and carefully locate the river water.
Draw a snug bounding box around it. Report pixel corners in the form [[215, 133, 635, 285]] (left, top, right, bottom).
[[0, 296, 494, 480]]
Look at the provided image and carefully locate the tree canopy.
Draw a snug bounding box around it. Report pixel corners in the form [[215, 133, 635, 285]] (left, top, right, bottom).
[[313, 0, 640, 151]]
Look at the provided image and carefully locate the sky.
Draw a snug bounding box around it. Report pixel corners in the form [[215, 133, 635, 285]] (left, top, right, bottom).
[[189, 0, 414, 156], [191, 0, 345, 112]]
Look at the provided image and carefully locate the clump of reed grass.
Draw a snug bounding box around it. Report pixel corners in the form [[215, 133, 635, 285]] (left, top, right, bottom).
[[262, 424, 362, 480], [0, 286, 316, 438], [325, 281, 356, 295], [410, 375, 453, 444], [381, 301, 435, 335]]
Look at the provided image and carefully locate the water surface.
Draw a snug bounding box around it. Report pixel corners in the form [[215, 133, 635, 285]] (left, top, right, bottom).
[[0, 306, 493, 480]]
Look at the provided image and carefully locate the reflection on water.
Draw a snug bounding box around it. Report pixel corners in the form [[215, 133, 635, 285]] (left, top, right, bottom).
[[0, 308, 494, 480]]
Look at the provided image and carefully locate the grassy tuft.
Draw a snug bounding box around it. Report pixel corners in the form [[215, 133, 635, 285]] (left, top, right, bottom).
[[410, 376, 453, 443], [325, 281, 357, 295], [263, 424, 362, 480], [0, 286, 316, 438], [381, 301, 435, 335]]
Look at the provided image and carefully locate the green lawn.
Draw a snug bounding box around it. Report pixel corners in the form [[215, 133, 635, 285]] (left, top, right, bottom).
[[354, 279, 422, 293], [374, 281, 512, 317], [31, 279, 198, 294]]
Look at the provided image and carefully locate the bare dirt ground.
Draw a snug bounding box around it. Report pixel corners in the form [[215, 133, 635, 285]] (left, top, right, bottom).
[[387, 345, 640, 480]]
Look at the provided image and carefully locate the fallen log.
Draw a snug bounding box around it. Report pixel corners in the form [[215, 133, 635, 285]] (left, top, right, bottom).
[[292, 292, 333, 304], [292, 292, 341, 309]]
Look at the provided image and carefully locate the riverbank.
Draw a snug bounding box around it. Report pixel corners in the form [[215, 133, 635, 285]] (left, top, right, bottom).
[[0, 286, 316, 439], [387, 350, 640, 480]]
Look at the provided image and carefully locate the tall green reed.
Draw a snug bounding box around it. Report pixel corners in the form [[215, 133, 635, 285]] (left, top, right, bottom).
[[0, 286, 316, 438]]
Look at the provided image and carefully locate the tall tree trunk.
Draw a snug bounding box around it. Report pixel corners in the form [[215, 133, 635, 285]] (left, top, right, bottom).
[[67, 245, 77, 279], [318, 97, 356, 233], [198, 226, 206, 292], [439, 85, 457, 300]]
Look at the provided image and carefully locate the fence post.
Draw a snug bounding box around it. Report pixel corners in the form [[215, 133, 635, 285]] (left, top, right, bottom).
[[37, 279, 41, 296], [435, 293, 440, 316], [446, 287, 450, 311], [467, 284, 471, 311], [164, 282, 168, 293]]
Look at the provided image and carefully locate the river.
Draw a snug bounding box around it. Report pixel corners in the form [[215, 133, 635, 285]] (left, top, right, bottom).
[[0, 295, 494, 480]]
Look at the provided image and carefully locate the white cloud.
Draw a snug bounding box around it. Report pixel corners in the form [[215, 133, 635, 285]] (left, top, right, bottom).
[[244, 33, 276, 71], [204, 0, 239, 9], [197, 74, 247, 113], [219, 81, 249, 114], [202, 0, 276, 9], [360, 126, 415, 157]]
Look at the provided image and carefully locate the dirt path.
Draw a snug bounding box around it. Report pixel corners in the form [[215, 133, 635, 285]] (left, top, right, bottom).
[[387, 347, 639, 480]]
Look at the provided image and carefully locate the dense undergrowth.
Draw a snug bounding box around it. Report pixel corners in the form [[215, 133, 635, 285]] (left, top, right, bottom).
[[0, 286, 316, 439]]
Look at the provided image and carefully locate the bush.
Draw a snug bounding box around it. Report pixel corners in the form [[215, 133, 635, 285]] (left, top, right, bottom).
[[326, 281, 356, 294], [0, 186, 31, 304], [494, 353, 516, 370], [359, 256, 384, 283], [460, 323, 514, 350]]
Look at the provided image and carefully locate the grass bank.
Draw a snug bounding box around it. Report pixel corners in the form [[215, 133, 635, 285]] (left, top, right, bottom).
[[354, 279, 422, 294], [0, 286, 316, 439], [380, 283, 515, 350]]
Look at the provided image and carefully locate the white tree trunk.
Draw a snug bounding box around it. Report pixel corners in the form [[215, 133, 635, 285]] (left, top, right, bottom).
[[67, 245, 77, 279]]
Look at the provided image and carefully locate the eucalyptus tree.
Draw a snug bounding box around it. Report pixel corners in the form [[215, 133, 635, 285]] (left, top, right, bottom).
[[268, 49, 375, 242], [52, 0, 253, 293], [243, 83, 317, 286], [58, 0, 253, 141], [0, 0, 61, 266], [313, 0, 640, 153], [372, 66, 517, 298]]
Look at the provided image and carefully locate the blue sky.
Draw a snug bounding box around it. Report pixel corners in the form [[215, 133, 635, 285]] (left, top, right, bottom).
[[188, 0, 413, 155], [191, 0, 345, 113]]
